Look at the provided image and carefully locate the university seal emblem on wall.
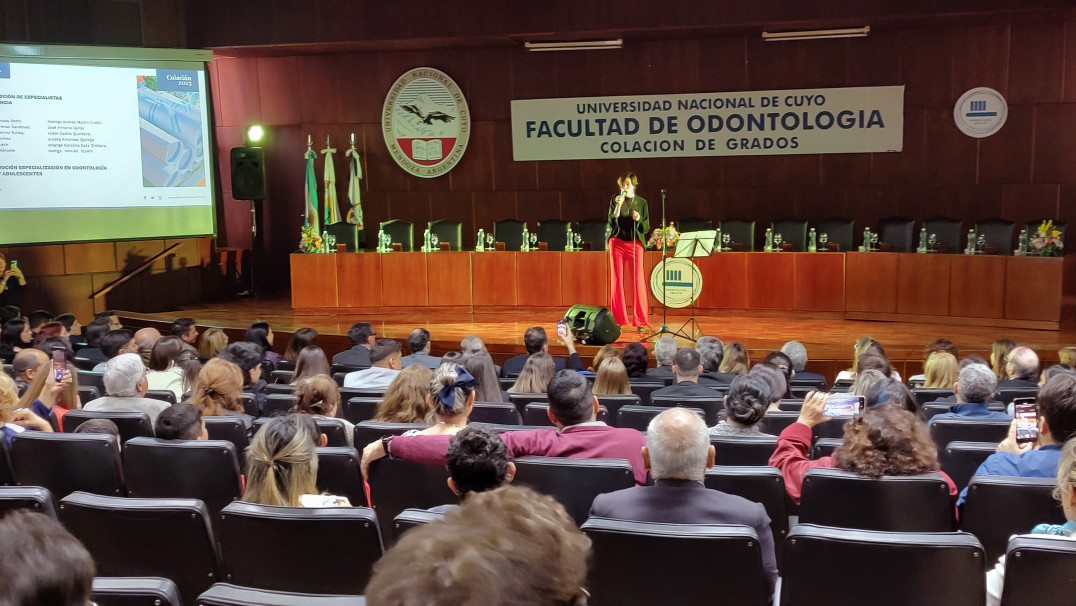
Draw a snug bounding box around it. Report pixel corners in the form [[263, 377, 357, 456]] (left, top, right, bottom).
[[382, 67, 471, 178]]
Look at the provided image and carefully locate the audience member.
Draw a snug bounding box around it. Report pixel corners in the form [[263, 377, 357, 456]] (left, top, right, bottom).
[[73, 418, 121, 441], [243, 414, 346, 507], [854, 352, 895, 382], [697, 336, 736, 385], [851, 368, 887, 398], [593, 357, 632, 395], [1042, 364, 1076, 387], [501, 325, 582, 376], [718, 341, 749, 375], [782, 340, 826, 387], [908, 338, 960, 383], [364, 370, 649, 484], [1000, 346, 1040, 388], [923, 351, 958, 389], [197, 327, 228, 359], [17, 358, 78, 429], [0, 510, 95, 606], [26, 310, 52, 334], [621, 342, 649, 378], [294, 374, 354, 446], [769, 392, 956, 504], [245, 321, 281, 368], [334, 321, 376, 367], [90, 328, 137, 372], [282, 327, 318, 363], [405, 364, 478, 436], [443, 425, 514, 503], [344, 339, 402, 390], [74, 318, 111, 364], [82, 353, 169, 425], [154, 402, 208, 440], [291, 345, 331, 384], [31, 321, 65, 347], [835, 336, 886, 383], [0, 373, 52, 443], [749, 362, 787, 411], [171, 317, 199, 345], [0, 305, 20, 325], [508, 352, 555, 394], [54, 312, 84, 349], [864, 377, 923, 418], [1060, 346, 1076, 367], [710, 373, 773, 437], [146, 335, 201, 400], [646, 335, 678, 378], [401, 327, 442, 370], [12, 348, 47, 395], [651, 348, 722, 399], [762, 351, 795, 398], [0, 318, 32, 363], [218, 341, 268, 411], [956, 373, 1076, 505], [459, 334, 486, 354], [374, 364, 434, 423], [590, 407, 778, 594], [588, 344, 621, 373], [365, 485, 590, 606], [461, 349, 509, 403], [95, 310, 123, 330], [189, 358, 247, 417], [991, 338, 1017, 380], [929, 363, 1009, 423], [133, 326, 162, 365]]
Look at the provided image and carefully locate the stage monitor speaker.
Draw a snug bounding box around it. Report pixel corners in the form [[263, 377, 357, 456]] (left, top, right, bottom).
[[230, 146, 267, 200], [563, 305, 621, 345]]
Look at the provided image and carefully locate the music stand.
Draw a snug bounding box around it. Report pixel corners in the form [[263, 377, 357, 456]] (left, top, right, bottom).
[[670, 230, 715, 341]]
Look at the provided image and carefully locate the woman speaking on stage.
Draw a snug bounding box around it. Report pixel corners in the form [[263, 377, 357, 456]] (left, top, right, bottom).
[[607, 172, 650, 331]]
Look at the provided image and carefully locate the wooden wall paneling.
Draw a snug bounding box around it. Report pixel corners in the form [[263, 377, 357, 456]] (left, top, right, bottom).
[[1032, 103, 1076, 184], [337, 253, 383, 308], [1004, 256, 1062, 322], [744, 253, 795, 310], [516, 252, 562, 307], [256, 57, 303, 125], [380, 253, 428, 307], [946, 185, 1004, 226], [948, 255, 1005, 318], [426, 252, 471, 306], [387, 192, 432, 240], [845, 252, 899, 313], [472, 191, 518, 227], [115, 240, 166, 274], [64, 243, 117, 275], [640, 39, 700, 94], [794, 253, 845, 312], [34, 274, 94, 321], [697, 37, 748, 92], [448, 121, 495, 193], [1000, 184, 1060, 224], [870, 109, 927, 186], [4, 245, 65, 277], [1067, 20, 1076, 102], [511, 47, 557, 101], [900, 29, 955, 108], [432, 191, 477, 249], [924, 108, 978, 185], [1008, 21, 1065, 104], [472, 252, 516, 307], [821, 154, 872, 187], [97, 271, 143, 314], [313, 0, 368, 45], [492, 121, 537, 190], [290, 254, 339, 308], [360, 122, 410, 193], [213, 59, 261, 128], [694, 253, 747, 309], [561, 251, 607, 308], [847, 30, 902, 87], [464, 48, 512, 121], [516, 191, 561, 227], [337, 52, 380, 124], [536, 161, 581, 192], [896, 253, 951, 316], [579, 160, 630, 192], [162, 238, 211, 273], [299, 55, 344, 124], [978, 105, 1034, 185], [950, 25, 1010, 98], [744, 36, 848, 91], [641, 251, 663, 310]]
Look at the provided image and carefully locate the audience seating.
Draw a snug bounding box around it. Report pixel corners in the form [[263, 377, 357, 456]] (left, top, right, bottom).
[[799, 468, 953, 531], [513, 456, 634, 525], [616, 405, 704, 432], [498, 376, 516, 390], [813, 416, 853, 440], [913, 387, 955, 405], [315, 447, 366, 507], [998, 535, 1076, 606], [929, 417, 1011, 449], [469, 401, 523, 425], [628, 380, 665, 406], [0, 436, 14, 485], [340, 397, 381, 424], [274, 360, 296, 372], [91, 577, 182, 606], [537, 218, 570, 250], [493, 219, 526, 251], [595, 393, 641, 422], [378, 219, 413, 252], [523, 403, 608, 426], [144, 389, 178, 405], [709, 435, 778, 466], [782, 524, 985, 606], [790, 376, 826, 390], [975, 218, 1016, 255], [772, 218, 808, 251], [428, 219, 463, 251], [12, 433, 125, 499], [720, 219, 755, 251], [60, 492, 220, 603], [939, 441, 997, 491], [237, 393, 259, 417], [0, 485, 57, 519], [996, 387, 1038, 405], [1, 363, 12, 378], [392, 508, 445, 539], [77, 370, 107, 395], [704, 465, 789, 563], [269, 369, 295, 384], [196, 583, 367, 606], [204, 416, 252, 467], [923, 217, 964, 253], [650, 395, 722, 425], [353, 422, 426, 449], [218, 501, 383, 595], [339, 387, 378, 403], [576, 219, 608, 251], [331, 372, 348, 387], [264, 393, 298, 416], [78, 384, 101, 403], [263, 383, 296, 395], [831, 378, 854, 391], [123, 437, 242, 516], [778, 398, 805, 411], [878, 216, 916, 253], [758, 411, 800, 436], [506, 392, 547, 414], [63, 410, 155, 442], [810, 437, 843, 460], [367, 457, 456, 544], [254, 416, 349, 447], [962, 476, 1064, 563], [581, 517, 769, 606], [817, 217, 855, 251], [331, 364, 367, 375]]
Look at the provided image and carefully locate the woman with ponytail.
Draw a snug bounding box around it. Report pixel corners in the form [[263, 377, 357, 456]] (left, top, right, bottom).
[[710, 374, 774, 437], [293, 374, 354, 446], [407, 363, 479, 437], [242, 414, 348, 507], [189, 358, 246, 417]]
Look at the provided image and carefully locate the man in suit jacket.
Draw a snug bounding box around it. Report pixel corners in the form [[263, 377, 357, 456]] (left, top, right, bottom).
[[781, 340, 827, 388], [401, 327, 441, 370], [500, 326, 583, 377], [333, 322, 375, 368], [361, 370, 649, 484], [651, 348, 723, 399], [645, 335, 676, 379], [589, 407, 778, 595], [695, 335, 737, 386], [998, 346, 1041, 389]]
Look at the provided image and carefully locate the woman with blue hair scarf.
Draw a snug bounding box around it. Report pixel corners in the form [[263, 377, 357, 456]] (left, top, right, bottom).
[[402, 361, 479, 437]]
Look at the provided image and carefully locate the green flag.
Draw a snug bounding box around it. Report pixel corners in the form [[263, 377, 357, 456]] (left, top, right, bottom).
[[303, 148, 320, 233]]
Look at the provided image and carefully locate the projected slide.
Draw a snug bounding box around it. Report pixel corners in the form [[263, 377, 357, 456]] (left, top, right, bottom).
[[138, 73, 205, 187]]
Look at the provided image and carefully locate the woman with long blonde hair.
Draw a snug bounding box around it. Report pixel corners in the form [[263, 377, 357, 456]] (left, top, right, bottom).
[[923, 352, 958, 389], [593, 357, 631, 395], [508, 352, 555, 394], [588, 345, 621, 372], [243, 414, 323, 507], [991, 338, 1017, 381], [197, 328, 229, 359], [189, 358, 245, 416], [718, 342, 749, 375], [374, 364, 434, 423]]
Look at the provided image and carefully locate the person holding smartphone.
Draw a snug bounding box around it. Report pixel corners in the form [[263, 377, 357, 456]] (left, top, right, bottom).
[[606, 172, 649, 330]]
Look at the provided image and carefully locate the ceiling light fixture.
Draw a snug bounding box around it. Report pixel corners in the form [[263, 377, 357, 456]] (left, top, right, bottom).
[[762, 26, 870, 42], [525, 39, 623, 52]]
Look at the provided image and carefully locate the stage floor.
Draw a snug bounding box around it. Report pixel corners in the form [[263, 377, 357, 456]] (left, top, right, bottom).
[[118, 295, 1076, 382]]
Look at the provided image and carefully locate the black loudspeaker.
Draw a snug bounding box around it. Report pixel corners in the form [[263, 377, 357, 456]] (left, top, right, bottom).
[[230, 146, 267, 200], [563, 305, 621, 345]]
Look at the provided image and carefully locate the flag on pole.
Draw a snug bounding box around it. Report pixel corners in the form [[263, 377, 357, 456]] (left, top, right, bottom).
[[345, 144, 364, 228], [322, 137, 340, 225], [303, 144, 320, 233]]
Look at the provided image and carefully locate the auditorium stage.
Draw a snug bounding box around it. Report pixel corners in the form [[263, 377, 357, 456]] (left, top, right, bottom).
[[117, 296, 1076, 383]]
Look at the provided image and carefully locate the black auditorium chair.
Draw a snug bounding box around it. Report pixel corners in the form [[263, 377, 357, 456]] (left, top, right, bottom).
[[814, 416, 854, 440], [269, 368, 294, 382], [758, 410, 800, 436], [771, 218, 808, 251], [809, 437, 843, 460], [315, 447, 366, 507], [493, 219, 525, 251], [378, 219, 414, 252], [253, 417, 349, 447], [263, 383, 296, 395], [218, 501, 383, 595], [196, 583, 368, 606], [392, 508, 445, 539], [799, 468, 953, 531], [878, 216, 916, 253], [77, 385, 101, 404], [144, 390, 177, 405], [507, 392, 548, 415], [340, 397, 381, 424], [236, 393, 259, 417], [60, 493, 220, 603], [628, 379, 665, 406], [353, 421, 426, 450], [817, 217, 855, 251], [940, 441, 997, 491], [961, 476, 1064, 563], [91, 577, 182, 606], [595, 394, 640, 424], [12, 433, 125, 499], [720, 219, 756, 251], [998, 535, 1076, 606], [339, 387, 385, 401], [790, 376, 827, 390], [203, 416, 252, 467], [677, 217, 713, 233], [63, 410, 154, 443], [651, 395, 723, 426], [929, 418, 1011, 450], [975, 218, 1016, 255], [332, 364, 367, 376], [616, 405, 705, 432], [367, 457, 457, 544], [428, 219, 462, 251], [913, 387, 955, 405], [782, 524, 985, 606], [537, 219, 570, 251], [778, 398, 805, 412], [512, 456, 634, 525], [469, 401, 523, 425], [0, 485, 57, 519], [996, 387, 1038, 405], [923, 404, 955, 420], [263, 393, 298, 417], [704, 466, 789, 564], [122, 437, 242, 516], [523, 403, 609, 427], [923, 217, 964, 253], [325, 221, 362, 252], [0, 436, 16, 485], [575, 219, 608, 251], [581, 518, 769, 606], [77, 370, 107, 396], [709, 435, 779, 466]]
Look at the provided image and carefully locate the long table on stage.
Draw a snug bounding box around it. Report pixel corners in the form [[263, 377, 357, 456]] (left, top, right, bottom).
[[291, 251, 1075, 330]]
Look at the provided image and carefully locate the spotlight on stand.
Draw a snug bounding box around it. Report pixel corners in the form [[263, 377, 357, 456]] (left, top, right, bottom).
[[245, 124, 265, 144]]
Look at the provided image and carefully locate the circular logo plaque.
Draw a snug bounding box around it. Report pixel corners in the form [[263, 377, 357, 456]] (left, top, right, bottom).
[[382, 67, 471, 178], [953, 87, 1007, 138], [649, 258, 703, 309]]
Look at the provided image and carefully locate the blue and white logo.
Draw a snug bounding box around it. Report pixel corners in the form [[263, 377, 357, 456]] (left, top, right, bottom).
[[954, 87, 1007, 138]]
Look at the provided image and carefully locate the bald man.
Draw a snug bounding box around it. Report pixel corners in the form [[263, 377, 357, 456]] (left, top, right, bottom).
[[1000, 346, 1040, 389], [12, 348, 48, 395], [134, 327, 162, 365]]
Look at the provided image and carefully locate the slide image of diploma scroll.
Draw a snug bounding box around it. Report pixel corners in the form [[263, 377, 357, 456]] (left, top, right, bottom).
[[137, 73, 206, 187]]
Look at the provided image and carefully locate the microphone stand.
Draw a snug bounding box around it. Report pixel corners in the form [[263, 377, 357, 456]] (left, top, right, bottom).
[[640, 188, 671, 343]]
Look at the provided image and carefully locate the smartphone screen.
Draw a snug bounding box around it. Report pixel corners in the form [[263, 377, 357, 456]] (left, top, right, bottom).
[[556, 319, 567, 338], [1014, 400, 1038, 444], [51, 347, 66, 382], [824, 394, 864, 417]]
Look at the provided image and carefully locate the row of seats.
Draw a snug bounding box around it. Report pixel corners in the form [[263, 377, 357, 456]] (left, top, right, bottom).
[[91, 579, 367, 606]]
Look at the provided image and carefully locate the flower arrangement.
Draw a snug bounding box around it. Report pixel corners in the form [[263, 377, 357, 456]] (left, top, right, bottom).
[[1030, 220, 1064, 257], [299, 225, 325, 253], [647, 223, 680, 250]]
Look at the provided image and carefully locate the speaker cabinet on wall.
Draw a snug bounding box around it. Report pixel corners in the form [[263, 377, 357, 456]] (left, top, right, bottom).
[[563, 305, 621, 345], [230, 147, 267, 200]]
